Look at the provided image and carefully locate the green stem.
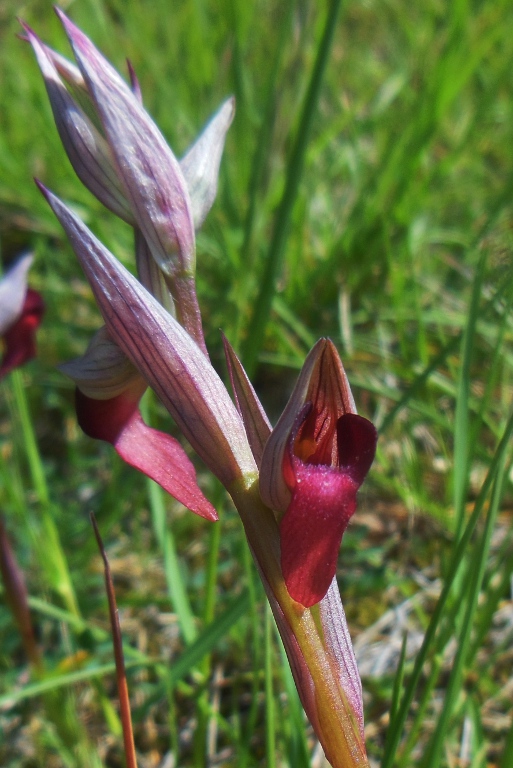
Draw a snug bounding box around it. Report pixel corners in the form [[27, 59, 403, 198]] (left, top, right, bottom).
[[11, 370, 79, 616], [230, 475, 368, 768], [264, 602, 276, 768]]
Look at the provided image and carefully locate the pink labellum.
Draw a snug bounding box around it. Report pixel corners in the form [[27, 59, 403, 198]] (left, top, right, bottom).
[[280, 458, 358, 608], [76, 387, 217, 521], [281, 412, 377, 607], [0, 289, 44, 379]]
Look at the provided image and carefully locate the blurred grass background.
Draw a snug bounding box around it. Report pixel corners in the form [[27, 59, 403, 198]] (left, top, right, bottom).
[[1, 0, 513, 766]]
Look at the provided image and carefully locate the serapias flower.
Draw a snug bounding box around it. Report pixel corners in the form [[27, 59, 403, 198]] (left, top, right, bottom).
[[59, 327, 218, 521], [260, 339, 377, 607], [0, 254, 44, 379], [29, 12, 375, 766]]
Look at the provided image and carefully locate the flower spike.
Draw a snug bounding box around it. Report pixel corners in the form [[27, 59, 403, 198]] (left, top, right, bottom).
[[28, 15, 374, 764]]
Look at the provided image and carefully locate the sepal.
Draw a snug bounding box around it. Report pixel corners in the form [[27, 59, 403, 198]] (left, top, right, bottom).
[[38, 183, 257, 487], [181, 97, 235, 230]]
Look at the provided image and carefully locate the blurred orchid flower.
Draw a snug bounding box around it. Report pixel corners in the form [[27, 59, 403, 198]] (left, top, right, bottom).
[[0, 254, 44, 379], [29, 11, 376, 767]]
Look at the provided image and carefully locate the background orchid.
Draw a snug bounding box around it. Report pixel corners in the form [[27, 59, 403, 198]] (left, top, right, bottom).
[[0, 253, 44, 380], [1, 2, 513, 768]]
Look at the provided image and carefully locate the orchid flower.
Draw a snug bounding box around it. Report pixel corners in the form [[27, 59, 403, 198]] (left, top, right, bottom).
[[23, 14, 234, 520], [28, 11, 377, 767], [0, 253, 44, 380], [259, 339, 377, 607]]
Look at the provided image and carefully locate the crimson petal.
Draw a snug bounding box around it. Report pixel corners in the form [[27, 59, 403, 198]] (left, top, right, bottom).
[[76, 388, 217, 521], [279, 459, 359, 607], [337, 413, 378, 483]]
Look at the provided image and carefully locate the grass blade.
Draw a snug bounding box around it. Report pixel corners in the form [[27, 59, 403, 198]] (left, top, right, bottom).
[[241, 0, 343, 375]]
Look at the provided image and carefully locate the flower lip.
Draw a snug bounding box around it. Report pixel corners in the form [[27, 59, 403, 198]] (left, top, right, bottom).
[[280, 408, 377, 607]]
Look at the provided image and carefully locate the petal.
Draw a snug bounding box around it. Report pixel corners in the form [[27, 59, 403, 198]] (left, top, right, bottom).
[[222, 332, 271, 467], [59, 326, 142, 399], [56, 9, 195, 279], [23, 25, 133, 222], [180, 97, 235, 230], [337, 413, 377, 483], [0, 253, 33, 334], [279, 459, 359, 607], [76, 388, 217, 521], [38, 184, 256, 487], [134, 228, 176, 316], [0, 289, 44, 379]]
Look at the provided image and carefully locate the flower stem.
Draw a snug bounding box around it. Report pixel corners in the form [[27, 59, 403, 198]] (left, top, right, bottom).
[[229, 475, 369, 768]]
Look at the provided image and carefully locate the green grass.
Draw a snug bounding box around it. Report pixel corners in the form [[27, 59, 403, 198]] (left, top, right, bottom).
[[1, 0, 513, 766]]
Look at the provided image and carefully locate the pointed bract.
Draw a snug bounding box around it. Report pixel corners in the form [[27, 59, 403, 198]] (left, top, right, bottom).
[[319, 578, 365, 738], [23, 25, 133, 222], [222, 332, 271, 468], [180, 98, 235, 230]]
